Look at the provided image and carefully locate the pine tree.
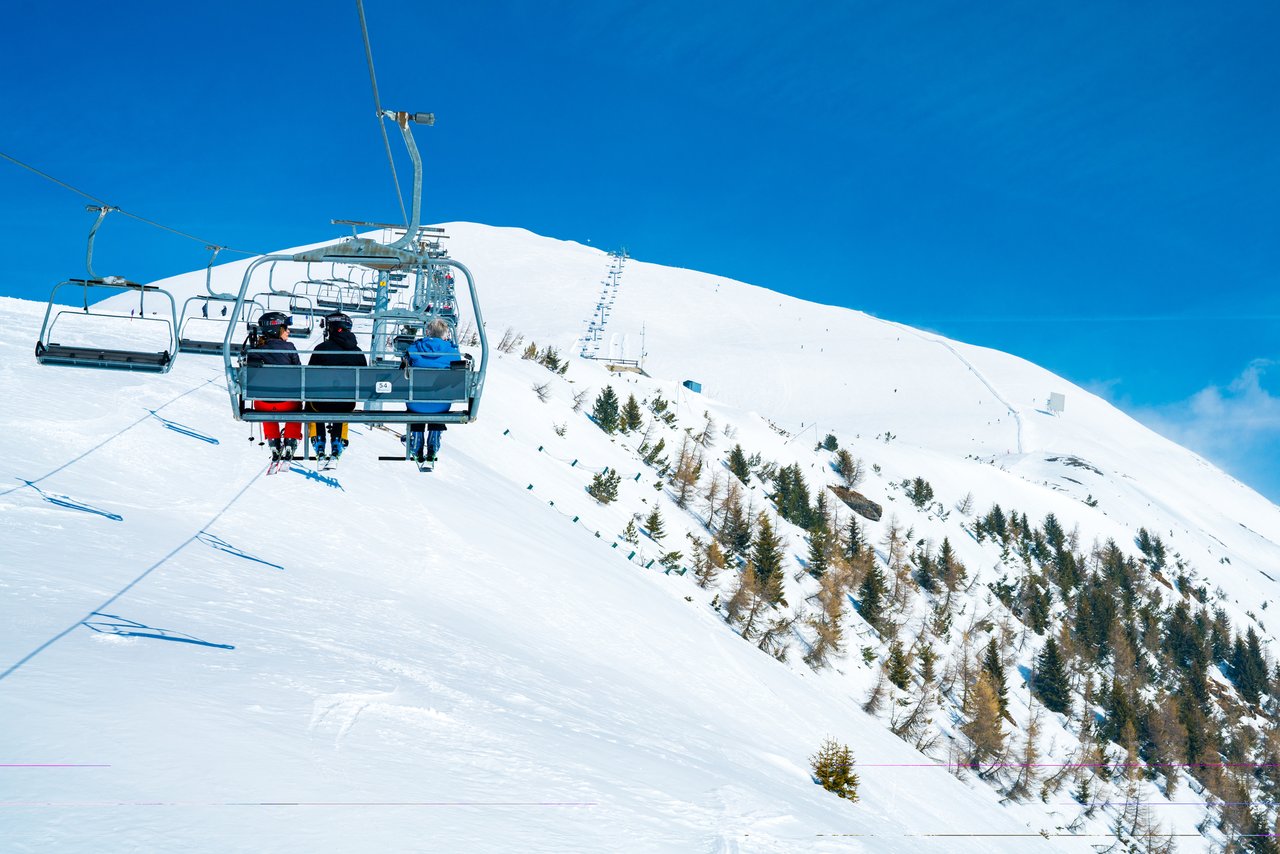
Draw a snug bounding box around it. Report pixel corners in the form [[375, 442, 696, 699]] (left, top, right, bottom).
[[918, 641, 937, 685], [806, 520, 832, 578], [857, 563, 888, 632], [887, 640, 911, 689], [591, 386, 620, 433], [938, 537, 965, 591], [691, 537, 726, 589], [1032, 636, 1070, 714], [586, 469, 621, 504], [982, 638, 1009, 716], [725, 563, 768, 638], [751, 513, 785, 603], [905, 476, 934, 509], [621, 518, 640, 544], [834, 448, 863, 488], [821, 433, 839, 452], [620, 394, 644, 432], [809, 737, 859, 800], [843, 516, 866, 562], [645, 507, 666, 543], [727, 444, 750, 483], [719, 494, 753, 557], [963, 670, 1006, 770], [805, 571, 847, 669]]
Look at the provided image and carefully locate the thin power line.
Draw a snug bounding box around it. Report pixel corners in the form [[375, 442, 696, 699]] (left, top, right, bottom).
[[0, 150, 262, 257]]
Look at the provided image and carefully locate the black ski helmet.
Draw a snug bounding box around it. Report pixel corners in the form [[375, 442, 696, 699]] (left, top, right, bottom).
[[258, 311, 291, 338], [324, 312, 353, 336]]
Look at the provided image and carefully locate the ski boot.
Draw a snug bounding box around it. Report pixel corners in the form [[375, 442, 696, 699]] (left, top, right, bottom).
[[331, 438, 345, 459], [268, 438, 283, 461], [406, 431, 425, 463], [283, 438, 298, 461], [312, 435, 327, 462]]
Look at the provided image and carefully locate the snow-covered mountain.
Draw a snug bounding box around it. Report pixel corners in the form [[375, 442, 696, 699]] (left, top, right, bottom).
[[3, 223, 1279, 852]]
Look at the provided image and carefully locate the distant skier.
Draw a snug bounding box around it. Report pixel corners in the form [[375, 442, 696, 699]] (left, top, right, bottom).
[[245, 311, 302, 461], [307, 312, 366, 462], [401, 318, 460, 463], [221, 306, 228, 317], [201, 302, 209, 318]]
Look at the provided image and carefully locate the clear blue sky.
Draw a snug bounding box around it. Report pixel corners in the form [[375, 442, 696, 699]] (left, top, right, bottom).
[[3, 1, 1278, 500]]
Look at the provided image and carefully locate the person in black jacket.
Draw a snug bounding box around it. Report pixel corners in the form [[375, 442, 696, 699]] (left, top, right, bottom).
[[246, 311, 303, 460], [306, 312, 367, 461]]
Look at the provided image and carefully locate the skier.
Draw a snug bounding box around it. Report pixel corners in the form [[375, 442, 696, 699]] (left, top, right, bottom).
[[245, 311, 302, 460], [307, 312, 366, 462], [401, 318, 459, 464], [201, 302, 209, 318]]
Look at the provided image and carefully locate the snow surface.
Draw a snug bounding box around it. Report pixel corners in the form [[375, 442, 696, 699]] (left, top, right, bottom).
[[3, 222, 1279, 852]]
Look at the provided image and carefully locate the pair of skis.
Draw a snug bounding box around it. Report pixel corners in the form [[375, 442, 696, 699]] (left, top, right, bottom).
[[377, 453, 434, 473], [265, 451, 341, 476]]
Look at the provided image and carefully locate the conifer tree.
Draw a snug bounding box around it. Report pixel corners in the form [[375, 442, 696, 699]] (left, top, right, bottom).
[[1032, 636, 1070, 714], [691, 537, 726, 589], [719, 493, 753, 557], [620, 394, 644, 432], [725, 563, 768, 638], [843, 516, 866, 562], [586, 469, 621, 504], [963, 670, 1007, 770], [857, 563, 888, 632], [887, 640, 911, 689], [809, 737, 859, 800], [806, 520, 832, 578], [805, 570, 847, 669], [591, 385, 620, 433], [727, 444, 750, 483], [751, 513, 785, 603], [834, 448, 863, 488], [645, 507, 666, 543], [621, 518, 640, 544], [918, 640, 937, 685], [982, 639, 1009, 716], [938, 537, 965, 591]]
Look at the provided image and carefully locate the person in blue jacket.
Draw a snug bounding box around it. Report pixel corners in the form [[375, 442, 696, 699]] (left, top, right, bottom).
[[401, 318, 459, 463]]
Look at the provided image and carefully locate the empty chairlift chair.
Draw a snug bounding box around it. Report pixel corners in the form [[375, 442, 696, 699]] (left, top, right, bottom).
[[34, 206, 179, 373]]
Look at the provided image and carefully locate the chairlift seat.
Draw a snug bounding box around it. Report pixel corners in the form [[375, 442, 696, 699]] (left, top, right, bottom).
[[238, 362, 476, 423], [36, 342, 172, 372], [179, 338, 228, 355]]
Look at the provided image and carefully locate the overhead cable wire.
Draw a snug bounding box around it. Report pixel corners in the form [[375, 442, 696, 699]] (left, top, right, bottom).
[[355, 0, 408, 227], [0, 150, 263, 257]]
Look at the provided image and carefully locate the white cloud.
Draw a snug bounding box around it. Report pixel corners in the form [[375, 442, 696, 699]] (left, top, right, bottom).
[[1124, 359, 1280, 500]]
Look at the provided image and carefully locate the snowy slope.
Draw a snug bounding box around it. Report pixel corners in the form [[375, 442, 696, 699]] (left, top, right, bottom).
[[4, 222, 1279, 852], [1, 292, 1063, 852]]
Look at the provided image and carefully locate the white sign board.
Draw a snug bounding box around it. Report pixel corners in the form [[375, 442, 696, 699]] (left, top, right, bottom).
[[1048, 392, 1066, 414]]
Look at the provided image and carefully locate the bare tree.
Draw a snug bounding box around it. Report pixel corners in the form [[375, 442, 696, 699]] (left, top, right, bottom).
[[532, 381, 551, 403], [1005, 701, 1043, 801], [572, 387, 591, 413]]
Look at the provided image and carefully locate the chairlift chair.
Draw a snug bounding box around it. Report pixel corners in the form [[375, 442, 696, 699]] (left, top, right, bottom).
[[225, 252, 488, 426], [34, 206, 179, 373], [177, 247, 269, 355]]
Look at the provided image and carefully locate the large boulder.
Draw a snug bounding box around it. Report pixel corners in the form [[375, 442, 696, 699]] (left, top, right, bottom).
[[828, 485, 883, 522]]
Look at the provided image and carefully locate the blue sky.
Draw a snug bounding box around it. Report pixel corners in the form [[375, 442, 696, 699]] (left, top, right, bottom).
[[2, 1, 1278, 500]]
